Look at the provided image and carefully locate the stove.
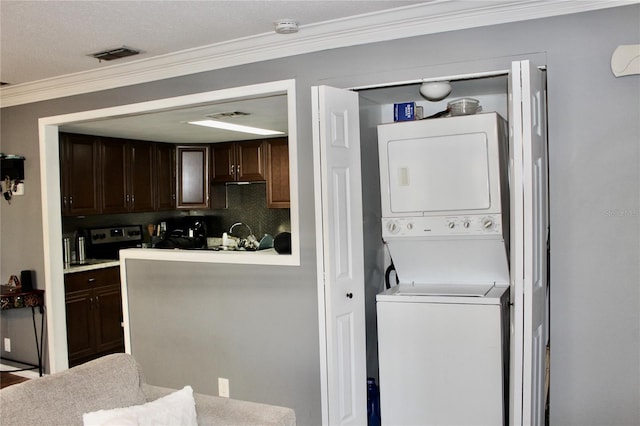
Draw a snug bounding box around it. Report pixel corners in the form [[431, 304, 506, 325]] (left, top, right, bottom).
[[87, 225, 143, 260]]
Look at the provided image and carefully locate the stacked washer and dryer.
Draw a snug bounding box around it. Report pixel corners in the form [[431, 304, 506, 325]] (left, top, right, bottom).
[[376, 112, 511, 425]]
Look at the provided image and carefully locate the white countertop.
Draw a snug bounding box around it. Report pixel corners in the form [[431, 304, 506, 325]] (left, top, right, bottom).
[[63, 259, 120, 274], [119, 247, 298, 266]]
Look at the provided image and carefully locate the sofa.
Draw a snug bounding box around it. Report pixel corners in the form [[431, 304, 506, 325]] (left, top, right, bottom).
[[0, 353, 296, 426]]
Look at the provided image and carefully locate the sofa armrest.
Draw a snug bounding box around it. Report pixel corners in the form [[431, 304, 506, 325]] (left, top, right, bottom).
[[142, 384, 296, 426]]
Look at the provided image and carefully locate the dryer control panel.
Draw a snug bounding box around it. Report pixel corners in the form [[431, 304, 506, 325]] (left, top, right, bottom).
[[382, 215, 503, 239]]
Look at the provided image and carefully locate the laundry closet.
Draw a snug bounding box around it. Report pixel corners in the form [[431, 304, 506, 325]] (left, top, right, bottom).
[[313, 58, 549, 426]]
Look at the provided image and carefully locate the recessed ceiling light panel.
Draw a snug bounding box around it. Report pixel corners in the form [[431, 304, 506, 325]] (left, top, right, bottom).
[[187, 120, 284, 136]]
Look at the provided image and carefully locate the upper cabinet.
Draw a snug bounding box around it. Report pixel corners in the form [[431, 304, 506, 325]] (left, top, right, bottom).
[[60, 133, 102, 216], [60, 133, 169, 216], [101, 138, 155, 214], [266, 138, 290, 209], [59, 133, 290, 215], [155, 143, 176, 210], [211, 140, 265, 183], [176, 145, 210, 209]]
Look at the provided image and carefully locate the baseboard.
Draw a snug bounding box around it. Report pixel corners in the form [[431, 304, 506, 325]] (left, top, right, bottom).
[[0, 363, 43, 379]]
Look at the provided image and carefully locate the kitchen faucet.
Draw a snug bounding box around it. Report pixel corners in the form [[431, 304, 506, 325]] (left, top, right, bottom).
[[228, 222, 259, 250], [229, 222, 252, 237]]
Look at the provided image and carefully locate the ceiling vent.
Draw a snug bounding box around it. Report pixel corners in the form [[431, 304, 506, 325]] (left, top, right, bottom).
[[90, 46, 140, 62], [205, 111, 251, 119]]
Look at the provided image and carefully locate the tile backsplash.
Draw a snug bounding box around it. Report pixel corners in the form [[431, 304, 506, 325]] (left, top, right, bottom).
[[210, 182, 290, 238], [62, 182, 290, 243]]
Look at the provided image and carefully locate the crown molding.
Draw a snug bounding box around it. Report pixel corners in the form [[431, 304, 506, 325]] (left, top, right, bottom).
[[0, 0, 634, 108]]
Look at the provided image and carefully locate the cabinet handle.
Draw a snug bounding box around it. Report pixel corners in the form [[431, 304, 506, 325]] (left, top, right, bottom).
[[87, 278, 96, 283], [89, 297, 94, 310], [236, 164, 240, 175], [131, 194, 135, 203], [346, 292, 353, 299], [69, 196, 73, 206], [63, 196, 67, 208], [96, 296, 100, 310], [230, 164, 235, 176]]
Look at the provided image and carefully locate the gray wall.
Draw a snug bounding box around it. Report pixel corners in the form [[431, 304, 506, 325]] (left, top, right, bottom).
[[1, 5, 638, 425]]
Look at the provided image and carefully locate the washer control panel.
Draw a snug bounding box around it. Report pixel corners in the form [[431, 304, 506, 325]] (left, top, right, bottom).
[[382, 215, 503, 238]]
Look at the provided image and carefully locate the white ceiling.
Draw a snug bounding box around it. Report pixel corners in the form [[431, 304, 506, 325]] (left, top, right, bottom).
[[60, 93, 290, 143], [0, 0, 424, 86], [1, 1, 630, 143]]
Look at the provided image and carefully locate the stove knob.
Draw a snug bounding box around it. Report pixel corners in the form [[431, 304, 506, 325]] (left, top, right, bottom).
[[463, 221, 470, 229], [406, 222, 414, 230], [448, 222, 455, 229], [483, 218, 494, 229]]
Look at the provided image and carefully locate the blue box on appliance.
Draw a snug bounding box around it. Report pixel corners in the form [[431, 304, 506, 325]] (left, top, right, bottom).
[[394, 102, 416, 121]]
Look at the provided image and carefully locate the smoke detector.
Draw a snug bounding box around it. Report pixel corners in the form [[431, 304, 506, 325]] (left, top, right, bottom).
[[274, 19, 299, 34]]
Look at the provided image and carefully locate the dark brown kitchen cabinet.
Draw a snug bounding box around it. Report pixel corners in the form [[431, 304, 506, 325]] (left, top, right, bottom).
[[59, 133, 101, 216], [101, 138, 155, 214], [265, 137, 290, 208], [64, 267, 124, 367], [177, 145, 210, 209], [211, 140, 265, 183], [155, 143, 176, 210]]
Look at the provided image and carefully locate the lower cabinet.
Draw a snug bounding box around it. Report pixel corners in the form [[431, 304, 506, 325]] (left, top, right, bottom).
[[64, 267, 124, 367]]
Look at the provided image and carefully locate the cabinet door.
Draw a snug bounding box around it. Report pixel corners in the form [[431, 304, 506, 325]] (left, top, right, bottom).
[[266, 138, 290, 208], [65, 290, 96, 366], [100, 138, 128, 214], [60, 133, 101, 216], [155, 143, 176, 210], [211, 142, 235, 183], [94, 285, 125, 354], [236, 140, 265, 182], [129, 141, 155, 212], [177, 145, 210, 209]]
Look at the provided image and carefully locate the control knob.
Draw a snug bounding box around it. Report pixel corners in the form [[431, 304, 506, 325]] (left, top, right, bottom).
[[482, 218, 494, 229], [386, 221, 400, 234]]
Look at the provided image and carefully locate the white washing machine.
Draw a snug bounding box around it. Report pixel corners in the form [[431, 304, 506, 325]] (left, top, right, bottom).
[[376, 113, 511, 425], [376, 284, 509, 426]]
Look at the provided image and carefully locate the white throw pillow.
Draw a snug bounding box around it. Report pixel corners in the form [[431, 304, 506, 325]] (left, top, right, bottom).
[[83, 385, 197, 426]]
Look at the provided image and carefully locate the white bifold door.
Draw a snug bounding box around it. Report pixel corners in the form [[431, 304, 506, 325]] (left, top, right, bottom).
[[312, 85, 367, 426], [509, 60, 549, 426]]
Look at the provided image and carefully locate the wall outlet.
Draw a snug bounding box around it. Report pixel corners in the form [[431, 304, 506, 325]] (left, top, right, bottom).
[[3, 337, 11, 352], [13, 183, 24, 196], [218, 377, 229, 398]]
